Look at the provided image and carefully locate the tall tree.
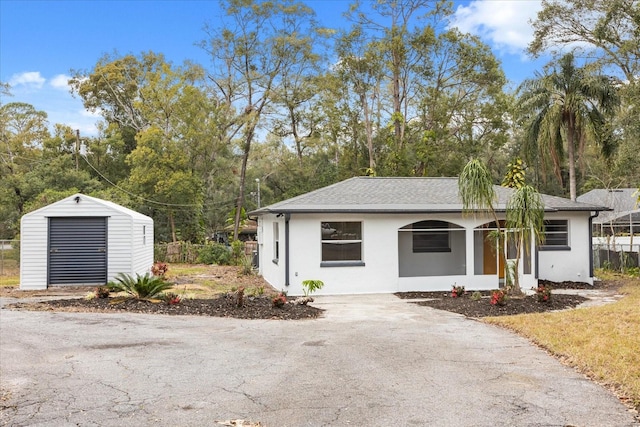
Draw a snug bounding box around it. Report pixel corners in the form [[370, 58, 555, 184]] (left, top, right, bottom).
[[202, 0, 318, 239], [529, 0, 640, 86], [518, 53, 619, 201]]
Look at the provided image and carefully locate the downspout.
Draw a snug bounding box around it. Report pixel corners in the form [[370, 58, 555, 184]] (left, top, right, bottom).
[[285, 213, 290, 287], [589, 211, 599, 279]]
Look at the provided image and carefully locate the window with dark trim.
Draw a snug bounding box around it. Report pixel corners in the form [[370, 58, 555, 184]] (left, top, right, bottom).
[[321, 222, 362, 263], [541, 219, 569, 249], [411, 220, 451, 253]]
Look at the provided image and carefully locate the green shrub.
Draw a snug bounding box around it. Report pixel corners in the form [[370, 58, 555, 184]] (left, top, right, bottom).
[[240, 254, 253, 275], [197, 243, 231, 265], [301, 279, 324, 297], [230, 240, 244, 265], [471, 291, 482, 301], [107, 273, 174, 300]]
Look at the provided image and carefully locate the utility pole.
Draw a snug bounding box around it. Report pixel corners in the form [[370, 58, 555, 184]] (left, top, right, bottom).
[[75, 129, 80, 171], [255, 178, 261, 208]]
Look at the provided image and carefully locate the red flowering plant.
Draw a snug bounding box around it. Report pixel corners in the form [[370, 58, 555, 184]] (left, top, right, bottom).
[[451, 284, 466, 298], [490, 290, 507, 306], [272, 292, 287, 308], [535, 285, 552, 303], [162, 292, 181, 305]]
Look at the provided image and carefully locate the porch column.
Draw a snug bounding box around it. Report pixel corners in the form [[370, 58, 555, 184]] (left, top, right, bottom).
[[465, 225, 475, 278]]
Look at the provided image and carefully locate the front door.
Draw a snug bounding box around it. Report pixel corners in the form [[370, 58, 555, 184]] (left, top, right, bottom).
[[482, 230, 505, 278]]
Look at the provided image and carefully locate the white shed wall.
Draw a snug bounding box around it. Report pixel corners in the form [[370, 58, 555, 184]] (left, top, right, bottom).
[[20, 194, 153, 290]]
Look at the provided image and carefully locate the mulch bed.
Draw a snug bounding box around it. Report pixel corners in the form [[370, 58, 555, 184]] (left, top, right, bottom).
[[7, 294, 323, 320], [395, 290, 588, 317]]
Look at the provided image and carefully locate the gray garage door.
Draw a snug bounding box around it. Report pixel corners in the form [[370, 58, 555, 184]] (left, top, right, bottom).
[[48, 217, 107, 285]]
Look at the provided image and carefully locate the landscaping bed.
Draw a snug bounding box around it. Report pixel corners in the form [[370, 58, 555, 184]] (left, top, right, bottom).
[[395, 291, 588, 317], [9, 293, 323, 320]]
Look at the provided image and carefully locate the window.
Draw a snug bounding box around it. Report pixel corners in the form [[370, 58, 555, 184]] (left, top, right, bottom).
[[321, 222, 363, 265], [541, 219, 569, 249], [412, 220, 451, 253], [273, 222, 279, 263], [143, 225, 146, 245]]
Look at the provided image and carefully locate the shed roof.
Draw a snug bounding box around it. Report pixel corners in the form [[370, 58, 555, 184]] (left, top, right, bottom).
[[23, 193, 152, 221], [251, 177, 607, 215], [577, 188, 639, 224]]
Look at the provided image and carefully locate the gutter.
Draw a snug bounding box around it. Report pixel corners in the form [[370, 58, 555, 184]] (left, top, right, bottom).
[[285, 213, 290, 287], [589, 210, 599, 280]]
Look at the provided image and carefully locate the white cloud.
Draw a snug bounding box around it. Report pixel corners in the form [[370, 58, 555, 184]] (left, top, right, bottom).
[[8, 71, 46, 89], [50, 74, 71, 90], [450, 0, 542, 57]]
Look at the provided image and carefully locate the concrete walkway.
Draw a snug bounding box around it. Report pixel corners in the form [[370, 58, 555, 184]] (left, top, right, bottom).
[[1, 294, 637, 426]]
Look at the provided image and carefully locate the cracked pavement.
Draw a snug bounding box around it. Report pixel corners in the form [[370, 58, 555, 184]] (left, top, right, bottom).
[[1, 294, 637, 426]]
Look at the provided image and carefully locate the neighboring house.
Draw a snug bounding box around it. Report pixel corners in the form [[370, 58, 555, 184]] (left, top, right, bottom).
[[577, 188, 639, 246], [20, 194, 154, 290], [250, 177, 607, 295]]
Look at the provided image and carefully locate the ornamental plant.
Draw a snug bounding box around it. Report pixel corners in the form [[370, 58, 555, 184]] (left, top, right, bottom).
[[490, 289, 507, 306], [302, 279, 324, 297], [107, 273, 174, 300], [451, 284, 465, 298], [162, 292, 182, 305], [151, 261, 169, 277], [272, 292, 287, 308], [535, 285, 552, 303], [95, 286, 110, 299]]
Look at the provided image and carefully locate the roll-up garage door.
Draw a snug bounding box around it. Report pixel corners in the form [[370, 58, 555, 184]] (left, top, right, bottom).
[[48, 217, 107, 285]]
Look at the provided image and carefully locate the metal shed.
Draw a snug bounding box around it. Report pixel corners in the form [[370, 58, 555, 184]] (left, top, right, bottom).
[[20, 194, 154, 290]]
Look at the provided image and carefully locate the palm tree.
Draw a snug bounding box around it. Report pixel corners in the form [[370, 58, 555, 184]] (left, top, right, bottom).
[[505, 185, 545, 294], [518, 53, 619, 201]]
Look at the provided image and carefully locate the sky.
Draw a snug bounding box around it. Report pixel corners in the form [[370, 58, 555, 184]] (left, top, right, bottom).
[[1, 0, 550, 137]]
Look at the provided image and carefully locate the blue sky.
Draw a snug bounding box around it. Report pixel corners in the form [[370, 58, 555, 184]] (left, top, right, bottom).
[[1, 0, 549, 136]]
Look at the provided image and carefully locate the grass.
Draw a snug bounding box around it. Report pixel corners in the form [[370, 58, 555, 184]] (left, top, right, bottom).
[[485, 272, 640, 411], [0, 260, 19, 287]]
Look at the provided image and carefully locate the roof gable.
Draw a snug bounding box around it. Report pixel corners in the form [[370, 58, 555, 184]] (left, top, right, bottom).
[[253, 177, 606, 215], [22, 193, 152, 221]]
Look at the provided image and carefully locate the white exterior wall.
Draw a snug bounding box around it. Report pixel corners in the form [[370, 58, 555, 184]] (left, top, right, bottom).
[[538, 212, 594, 285], [20, 194, 153, 290], [258, 212, 540, 295]]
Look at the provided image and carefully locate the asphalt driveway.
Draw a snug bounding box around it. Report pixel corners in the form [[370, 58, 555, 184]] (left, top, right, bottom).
[[0, 294, 637, 426]]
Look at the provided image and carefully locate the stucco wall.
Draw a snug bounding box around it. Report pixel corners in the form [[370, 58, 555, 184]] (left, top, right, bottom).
[[257, 210, 592, 295], [538, 212, 594, 285]]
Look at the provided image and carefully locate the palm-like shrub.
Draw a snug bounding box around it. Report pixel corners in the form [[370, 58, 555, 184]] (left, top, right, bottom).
[[107, 273, 174, 300]]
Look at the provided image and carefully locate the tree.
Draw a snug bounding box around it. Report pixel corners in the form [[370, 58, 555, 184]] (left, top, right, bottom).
[[505, 185, 544, 294], [518, 53, 619, 201], [459, 158, 544, 294], [202, 0, 318, 240], [125, 126, 204, 243], [529, 0, 640, 86]]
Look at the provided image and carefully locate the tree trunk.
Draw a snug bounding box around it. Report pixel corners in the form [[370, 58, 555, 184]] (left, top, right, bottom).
[[567, 114, 578, 201]]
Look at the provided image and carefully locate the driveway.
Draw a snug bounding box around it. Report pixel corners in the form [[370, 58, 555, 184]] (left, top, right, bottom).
[[0, 294, 637, 426]]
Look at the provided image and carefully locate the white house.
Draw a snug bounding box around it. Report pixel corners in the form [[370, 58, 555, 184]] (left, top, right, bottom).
[[20, 194, 154, 290], [250, 177, 607, 295]]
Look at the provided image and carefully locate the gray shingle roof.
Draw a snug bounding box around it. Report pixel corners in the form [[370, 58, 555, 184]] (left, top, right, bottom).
[[577, 188, 639, 224], [252, 177, 607, 215]]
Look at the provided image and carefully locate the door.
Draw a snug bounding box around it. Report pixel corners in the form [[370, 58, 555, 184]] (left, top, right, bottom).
[[48, 217, 107, 285], [482, 230, 505, 278]]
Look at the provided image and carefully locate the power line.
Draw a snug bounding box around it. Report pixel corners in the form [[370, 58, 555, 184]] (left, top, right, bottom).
[[81, 153, 238, 210]]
